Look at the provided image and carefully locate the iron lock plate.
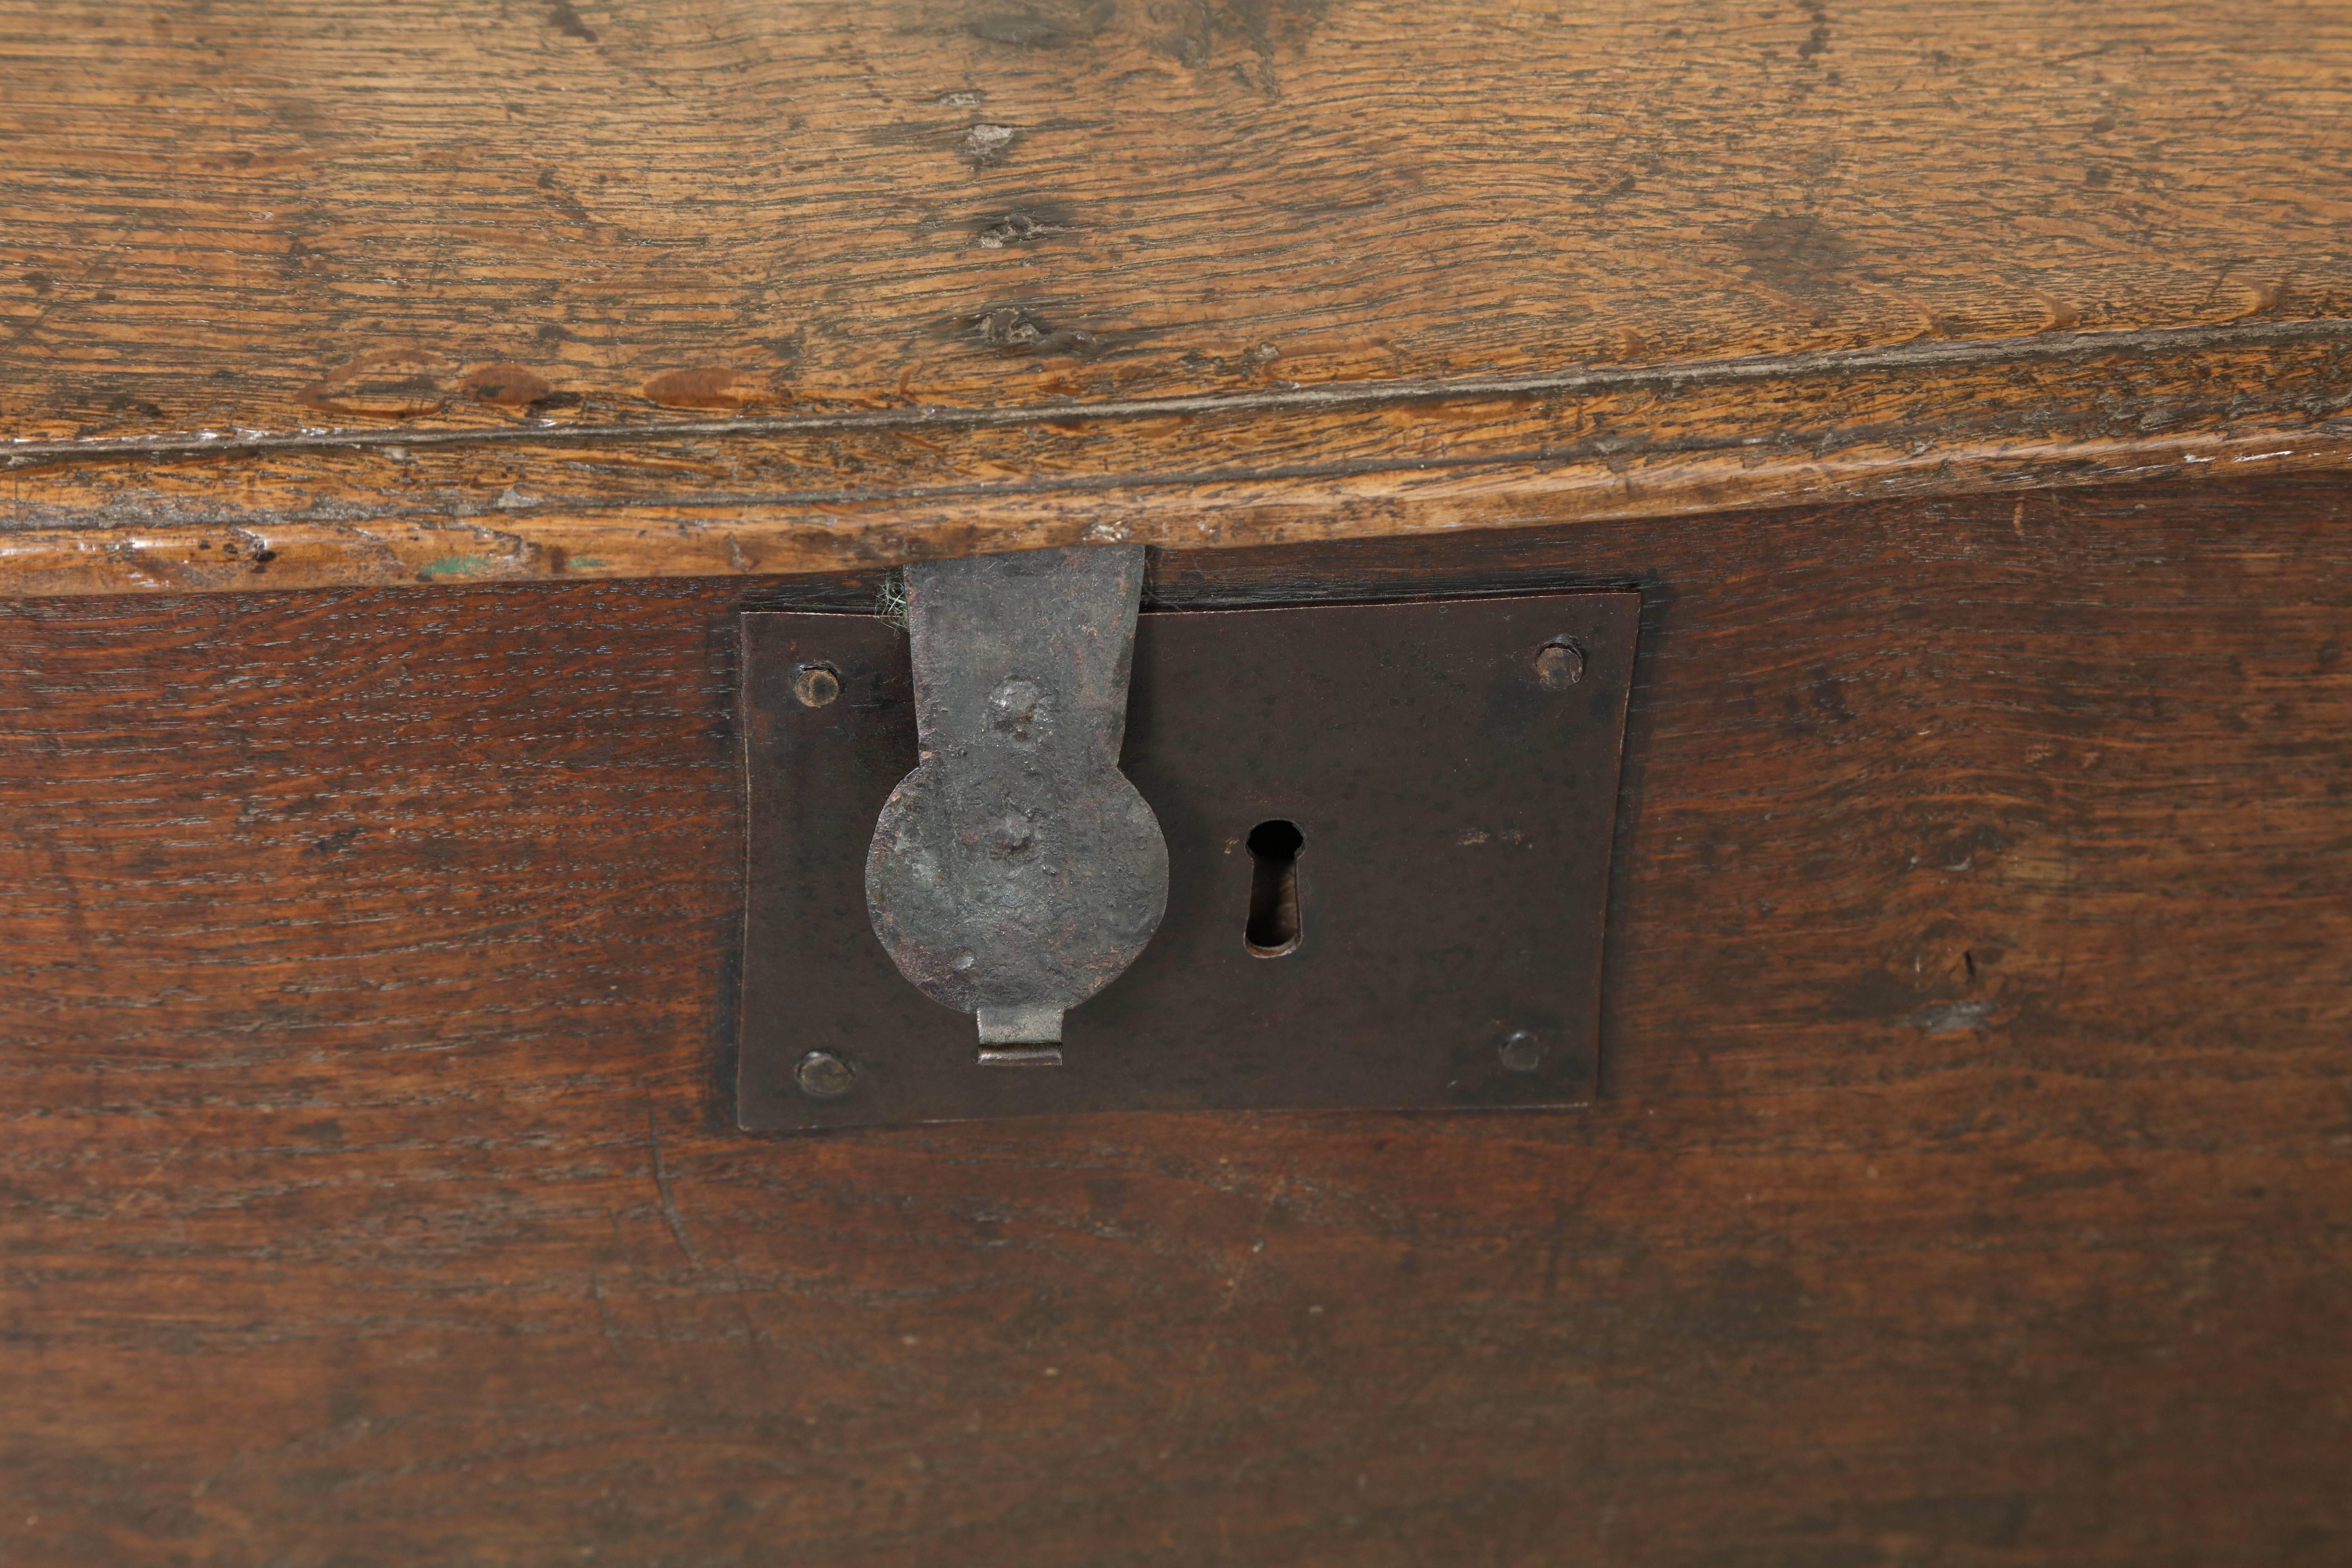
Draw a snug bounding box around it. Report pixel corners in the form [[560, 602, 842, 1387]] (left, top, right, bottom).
[[736, 591, 1640, 1132]]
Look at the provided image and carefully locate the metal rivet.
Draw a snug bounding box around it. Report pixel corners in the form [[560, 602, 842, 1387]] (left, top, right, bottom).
[[794, 1049, 857, 1099], [1499, 1031, 1544, 1073], [1534, 640, 1586, 690], [793, 663, 841, 708]]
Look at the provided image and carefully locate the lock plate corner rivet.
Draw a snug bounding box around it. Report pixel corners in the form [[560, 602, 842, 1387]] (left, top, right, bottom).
[[794, 1049, 858, 1099], [1535, 639, 1586, 689]]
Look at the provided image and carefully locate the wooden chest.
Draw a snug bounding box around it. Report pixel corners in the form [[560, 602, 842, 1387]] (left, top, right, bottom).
[[2, 3, 2347, 1562]]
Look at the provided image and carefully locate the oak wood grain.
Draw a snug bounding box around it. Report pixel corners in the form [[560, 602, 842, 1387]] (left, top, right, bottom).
[[7, 0, 2348, 439], [2, 476, 2345, 1566], [4, 1, 2352, 591], [4, 321, 2349, 596]]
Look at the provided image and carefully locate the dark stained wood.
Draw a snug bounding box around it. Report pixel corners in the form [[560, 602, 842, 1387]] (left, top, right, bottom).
[[5, 2, 2352, 590], [2, 475, 2346, 1565]]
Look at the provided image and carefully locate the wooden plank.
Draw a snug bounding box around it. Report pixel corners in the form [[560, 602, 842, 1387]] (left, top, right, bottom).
[[7, 0, 2350, 438], [4, 1, 2352, 590], [4, 321, 2350, 595], [2, 476, 2345, 1564]]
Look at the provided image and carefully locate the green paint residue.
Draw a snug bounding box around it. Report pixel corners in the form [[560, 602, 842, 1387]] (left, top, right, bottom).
[[570, 557, 610, 570], [418, 556, 491, 579]]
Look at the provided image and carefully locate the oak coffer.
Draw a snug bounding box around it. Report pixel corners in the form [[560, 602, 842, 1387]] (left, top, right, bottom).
[[1, 3, 2348, 1565]]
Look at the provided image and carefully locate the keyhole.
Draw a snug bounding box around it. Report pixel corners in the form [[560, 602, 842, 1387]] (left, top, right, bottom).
[[1245, 819, 1304, 957]]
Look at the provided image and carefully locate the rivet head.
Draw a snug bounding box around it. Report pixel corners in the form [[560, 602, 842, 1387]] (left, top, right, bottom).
[[1499, 1031, 1544, 1073], [793, 663, 841, 708], [1534, 640, 1586, 690], [794, 1049, 857, 1099]]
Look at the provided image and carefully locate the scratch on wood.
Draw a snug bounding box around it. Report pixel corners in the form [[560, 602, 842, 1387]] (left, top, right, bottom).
[[646, 1105, 702, 1270], [590, 1268, 629, 1365]]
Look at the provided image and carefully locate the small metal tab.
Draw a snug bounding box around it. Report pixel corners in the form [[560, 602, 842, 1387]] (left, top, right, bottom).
[[864, 546, 1169, 1056]]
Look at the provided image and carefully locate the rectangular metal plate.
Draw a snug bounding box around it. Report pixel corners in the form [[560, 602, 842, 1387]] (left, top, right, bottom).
[[737, 592, 1639, 1132]]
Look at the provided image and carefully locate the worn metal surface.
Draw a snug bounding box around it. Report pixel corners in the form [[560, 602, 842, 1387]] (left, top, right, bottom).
[[738, 590, 1641, 1132], [863, 546, 1167, 1051]]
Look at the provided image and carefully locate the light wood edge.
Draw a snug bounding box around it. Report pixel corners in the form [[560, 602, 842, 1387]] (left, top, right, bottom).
[[0, 427, 2340, 599]]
